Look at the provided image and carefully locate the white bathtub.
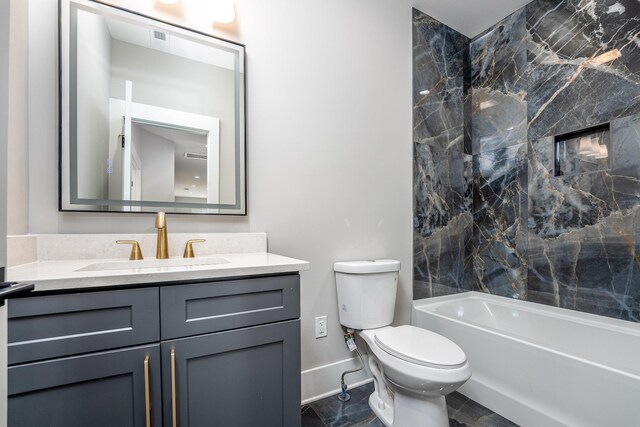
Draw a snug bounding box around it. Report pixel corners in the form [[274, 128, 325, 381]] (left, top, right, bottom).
[[412, 291, 640, 427]]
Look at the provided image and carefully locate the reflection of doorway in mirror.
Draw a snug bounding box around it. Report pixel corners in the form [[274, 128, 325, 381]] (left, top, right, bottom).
[[109, 80, 220, 210], [130, 157, 142, 212], [132, 121, 209, 203]]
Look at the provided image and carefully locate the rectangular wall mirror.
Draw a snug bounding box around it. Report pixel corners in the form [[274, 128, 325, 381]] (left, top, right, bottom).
[[60, 0, 246, 214]]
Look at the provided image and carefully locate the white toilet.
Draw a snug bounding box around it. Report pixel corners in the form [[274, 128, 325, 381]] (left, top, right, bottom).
[[334, 260, 471, 427]]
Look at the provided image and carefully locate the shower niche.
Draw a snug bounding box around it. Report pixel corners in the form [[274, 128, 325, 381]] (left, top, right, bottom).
[[554, 123, 611, 177]]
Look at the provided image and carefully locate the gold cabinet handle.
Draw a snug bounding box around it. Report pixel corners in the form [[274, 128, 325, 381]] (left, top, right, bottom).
[[116, 240, 144, 260], [183, 239, 206, 258], [144, 355, 151, 427], [171, 348, 177, 427]]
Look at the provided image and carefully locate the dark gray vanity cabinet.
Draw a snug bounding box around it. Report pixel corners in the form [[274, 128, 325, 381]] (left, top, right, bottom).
[[7, 273, 301, 427]]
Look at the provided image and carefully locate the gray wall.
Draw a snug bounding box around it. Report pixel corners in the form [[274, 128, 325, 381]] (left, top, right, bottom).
[[0, 0, 9, 276], [7, 0, 28, 236], [1, 0, 9, 420]]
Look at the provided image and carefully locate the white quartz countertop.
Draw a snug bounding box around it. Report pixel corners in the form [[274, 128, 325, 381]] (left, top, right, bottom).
[[7, 252, 310, 292]]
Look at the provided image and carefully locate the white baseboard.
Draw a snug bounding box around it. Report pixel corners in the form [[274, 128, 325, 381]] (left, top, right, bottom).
[[301, 356, 373, 405]]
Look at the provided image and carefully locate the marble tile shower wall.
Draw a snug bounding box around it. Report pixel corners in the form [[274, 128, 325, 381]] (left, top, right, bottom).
[[413, 8, 472, 299], [413, 0, 640, 321], [471, 10, 529, 298], [526, 0, 640, 320]]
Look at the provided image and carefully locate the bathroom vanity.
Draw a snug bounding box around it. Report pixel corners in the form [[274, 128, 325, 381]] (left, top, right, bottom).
[[5, 235, 308, 427]]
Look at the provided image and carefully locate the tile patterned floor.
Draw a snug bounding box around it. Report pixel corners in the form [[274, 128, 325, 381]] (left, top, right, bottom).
[[301, 382, 519, 427]]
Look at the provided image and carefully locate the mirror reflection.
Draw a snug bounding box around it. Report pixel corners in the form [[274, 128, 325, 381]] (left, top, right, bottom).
[[126, 122, 213, 206], [61, 0, 246, 214]]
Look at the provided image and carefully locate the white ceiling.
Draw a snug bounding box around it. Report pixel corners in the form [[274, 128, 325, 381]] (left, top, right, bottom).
[[412, 0, 535, 38]]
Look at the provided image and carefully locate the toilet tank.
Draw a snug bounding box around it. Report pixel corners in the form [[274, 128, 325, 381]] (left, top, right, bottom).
[[334, 260, 401, 330]]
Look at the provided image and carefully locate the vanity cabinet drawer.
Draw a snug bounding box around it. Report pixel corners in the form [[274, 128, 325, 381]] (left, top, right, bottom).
[[160, 275, 300, 340], [8, 288, 160, 365]]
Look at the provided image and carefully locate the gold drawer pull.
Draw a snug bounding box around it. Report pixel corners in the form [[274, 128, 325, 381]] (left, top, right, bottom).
[[144, 355, 151, 427], [171, 348, 177, 427]]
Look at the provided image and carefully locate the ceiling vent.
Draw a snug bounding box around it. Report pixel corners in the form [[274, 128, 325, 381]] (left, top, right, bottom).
[[150, 29, 170, 51], [184, 152, 207, 160], [153, 30, 166, 41]]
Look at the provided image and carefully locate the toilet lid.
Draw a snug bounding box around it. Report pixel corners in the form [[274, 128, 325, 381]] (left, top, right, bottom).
[[374, 325, 467, 369]]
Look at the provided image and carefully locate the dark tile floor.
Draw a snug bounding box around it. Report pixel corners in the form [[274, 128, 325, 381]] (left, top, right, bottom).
[[301, 382, 519, 427]]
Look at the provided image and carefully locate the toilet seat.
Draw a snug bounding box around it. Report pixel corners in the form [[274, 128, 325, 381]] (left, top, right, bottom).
[[374, 325, 466, 369]]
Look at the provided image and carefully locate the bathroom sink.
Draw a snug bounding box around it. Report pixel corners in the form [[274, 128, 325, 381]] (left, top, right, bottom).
[[75, 257, 230, 273]]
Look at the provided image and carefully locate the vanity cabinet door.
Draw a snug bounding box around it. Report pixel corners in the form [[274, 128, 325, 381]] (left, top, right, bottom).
[[8, 344, 162, 427], [161, 319, 301, 427]]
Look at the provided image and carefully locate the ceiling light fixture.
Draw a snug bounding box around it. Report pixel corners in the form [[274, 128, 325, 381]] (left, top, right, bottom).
[[157, 0, 179, 5], [209, 0, 235, 24]]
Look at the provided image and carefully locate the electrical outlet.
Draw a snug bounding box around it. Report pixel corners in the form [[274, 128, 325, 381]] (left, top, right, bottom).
[[315, 315, 328, 338]]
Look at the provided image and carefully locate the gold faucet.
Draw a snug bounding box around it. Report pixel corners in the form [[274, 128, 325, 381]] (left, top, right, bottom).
[[155, 212, 169, 259]]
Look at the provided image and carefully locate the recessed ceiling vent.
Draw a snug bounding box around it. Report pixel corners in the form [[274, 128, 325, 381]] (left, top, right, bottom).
[[184, 152, 207, 160], [153, 30, 166, 41], [150, 29, 170, 51]]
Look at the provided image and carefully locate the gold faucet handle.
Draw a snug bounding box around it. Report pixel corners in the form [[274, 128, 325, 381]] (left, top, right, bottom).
[[116, 240, 144, 260], [183, 239, 206, 258]]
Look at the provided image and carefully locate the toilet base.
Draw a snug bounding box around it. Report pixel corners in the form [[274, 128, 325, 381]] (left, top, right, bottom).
[[369, 391, 394, 426], [369, 389, 449, 427]]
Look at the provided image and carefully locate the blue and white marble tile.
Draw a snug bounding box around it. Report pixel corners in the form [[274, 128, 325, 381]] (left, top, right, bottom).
[[413, 8, 473, 299], [528, 206, 640, 320], [413, 0, 640, 322], [526, 0, 640, 140], [471, 9, 528, 154], [413, 8, 467, 153], [468, 10, 529, 298], [527, 112, 640, 320], [472, 143, 529, 298]]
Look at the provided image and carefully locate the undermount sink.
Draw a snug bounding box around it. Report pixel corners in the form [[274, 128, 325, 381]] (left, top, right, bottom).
[[75, 257, 230, 273]]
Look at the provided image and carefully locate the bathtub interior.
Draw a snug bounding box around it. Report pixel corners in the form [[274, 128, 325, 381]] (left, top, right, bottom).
[[413, 292, 640, 378]]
